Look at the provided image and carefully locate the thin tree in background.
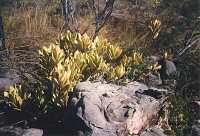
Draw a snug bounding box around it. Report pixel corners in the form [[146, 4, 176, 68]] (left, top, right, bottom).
[[61, 0, 116, 39], [61, 0, 78, 32]]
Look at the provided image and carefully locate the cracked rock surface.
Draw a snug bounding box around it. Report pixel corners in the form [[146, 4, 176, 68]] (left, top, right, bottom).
[[65, 81, 167, 136]]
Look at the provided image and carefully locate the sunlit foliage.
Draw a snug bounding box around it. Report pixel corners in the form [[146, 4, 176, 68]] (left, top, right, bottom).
[[4, 31, 159, 118]]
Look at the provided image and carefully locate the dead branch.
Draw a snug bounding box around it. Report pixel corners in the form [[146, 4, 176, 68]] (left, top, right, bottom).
[[92, 0, 116, 40]]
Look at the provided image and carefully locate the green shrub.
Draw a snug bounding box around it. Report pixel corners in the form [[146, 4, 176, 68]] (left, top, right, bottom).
[[3, 31, 157, 120]]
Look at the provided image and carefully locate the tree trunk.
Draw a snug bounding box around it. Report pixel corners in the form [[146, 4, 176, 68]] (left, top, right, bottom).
[[0, 16, 5, 50], [61, 0, 78, 32]]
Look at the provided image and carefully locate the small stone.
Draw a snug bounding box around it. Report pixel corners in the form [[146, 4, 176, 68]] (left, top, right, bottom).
[[192, 121, 200, 136], [23, 128, 43, 136], [140, 127, 167, 136], [0, 126, 43, 136]]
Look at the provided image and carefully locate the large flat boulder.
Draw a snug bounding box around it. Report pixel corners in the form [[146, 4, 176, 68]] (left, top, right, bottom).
[[65, 81, 167, 136]]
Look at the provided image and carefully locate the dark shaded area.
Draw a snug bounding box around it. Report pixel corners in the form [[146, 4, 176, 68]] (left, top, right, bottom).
[[0, 16, 5, 50]]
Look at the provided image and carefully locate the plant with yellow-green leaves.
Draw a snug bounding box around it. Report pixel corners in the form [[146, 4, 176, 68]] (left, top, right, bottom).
[[108, 64, 126, 80], [39, 43, 65, 75], [60, 31, 94, 54], [106, 44, 122, 61], [149, 19, 162, 40], [4, 31, 159, 119], [4, 85, 31, 111]]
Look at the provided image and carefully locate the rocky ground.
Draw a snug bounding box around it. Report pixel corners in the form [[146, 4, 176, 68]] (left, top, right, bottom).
[[0, 73, 199, 136], [0, 76, 168, 136]]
